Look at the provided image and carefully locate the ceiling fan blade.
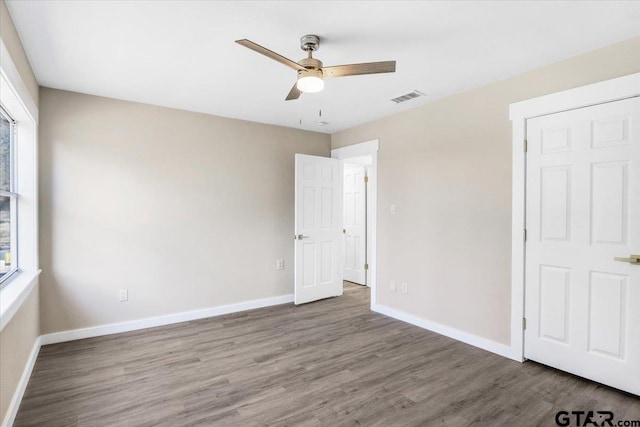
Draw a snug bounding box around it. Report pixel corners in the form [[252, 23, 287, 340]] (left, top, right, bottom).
[[322, 61, 396, 78], [236, 39, 306, 72], [285, 82, 302, 101]]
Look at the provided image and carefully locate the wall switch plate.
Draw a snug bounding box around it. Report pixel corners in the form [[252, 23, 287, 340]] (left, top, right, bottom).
[[276, 259, 284, 270], [119, 289, 128, 302], [401, 283, 408, 294], [390, 280, 396, 292], [390, 204, 397, 215]]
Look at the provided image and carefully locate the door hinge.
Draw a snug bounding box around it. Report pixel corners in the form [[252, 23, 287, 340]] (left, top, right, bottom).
[[364, 263, 369, 270], [524, 229, 527, 242], [523, 317, 527, 330], [524, 139, 528, 153], [364, 176, 369, 183]]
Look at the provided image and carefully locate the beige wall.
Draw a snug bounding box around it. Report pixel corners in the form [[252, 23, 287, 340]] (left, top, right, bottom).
[[39, 88, 330, 334], [331, 36, 640, 345], [0, 287, 39, 422], [0, 0, 38, 106]]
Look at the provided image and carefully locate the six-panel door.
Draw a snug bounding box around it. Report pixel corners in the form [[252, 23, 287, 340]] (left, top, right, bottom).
[[525, 97, 640, 395], [294, 154, 344, 305], [343, 163, 366, 285]]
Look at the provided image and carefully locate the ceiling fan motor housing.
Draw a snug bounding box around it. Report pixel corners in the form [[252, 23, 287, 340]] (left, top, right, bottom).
[[297, 67, 323, 80], [298, 57, 323, 70]]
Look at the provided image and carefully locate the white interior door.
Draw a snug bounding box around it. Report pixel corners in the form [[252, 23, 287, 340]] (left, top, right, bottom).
[[343, 164, 367, 285], [525, 97, 640, 395], [294, 154, 343, 305]]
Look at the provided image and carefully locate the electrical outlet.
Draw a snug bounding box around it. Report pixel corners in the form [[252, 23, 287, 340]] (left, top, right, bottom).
[[390, 204, 397, 215], [276, 259, 284, 271], [390, 280, 396, 292], [401, 283, 408, 294], [119, 289, 128, 302]]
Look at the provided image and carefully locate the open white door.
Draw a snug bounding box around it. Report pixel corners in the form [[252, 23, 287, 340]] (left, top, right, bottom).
[[294, 154, 343, 305], [343, 164, 367, 285]]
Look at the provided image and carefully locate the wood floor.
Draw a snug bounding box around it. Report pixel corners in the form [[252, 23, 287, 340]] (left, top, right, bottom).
[[15, 283, 640, 426]]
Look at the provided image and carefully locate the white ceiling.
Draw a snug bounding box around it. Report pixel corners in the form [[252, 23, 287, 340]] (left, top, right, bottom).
[[6, 1, 640, 134]]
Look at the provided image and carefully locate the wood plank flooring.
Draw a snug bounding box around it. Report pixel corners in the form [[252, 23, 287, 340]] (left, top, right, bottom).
[[15, 283, 640, 426]]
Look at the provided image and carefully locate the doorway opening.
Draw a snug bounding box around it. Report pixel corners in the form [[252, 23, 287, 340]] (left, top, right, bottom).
[[332, 139, 379, 307]]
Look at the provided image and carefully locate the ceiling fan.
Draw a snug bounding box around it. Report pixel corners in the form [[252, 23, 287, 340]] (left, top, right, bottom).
[[235, 35, 396, 101]]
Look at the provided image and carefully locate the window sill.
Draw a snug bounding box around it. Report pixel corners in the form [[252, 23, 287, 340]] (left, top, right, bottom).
[[0, 269, 41, 332]]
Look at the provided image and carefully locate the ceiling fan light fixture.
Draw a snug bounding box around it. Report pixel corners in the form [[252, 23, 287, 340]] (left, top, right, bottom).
[[296, 69, 324, 93]]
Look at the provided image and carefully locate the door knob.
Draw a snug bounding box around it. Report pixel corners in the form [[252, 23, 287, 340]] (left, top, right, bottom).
[[294, 234, 310, 240], [614, 255, 640, 264]]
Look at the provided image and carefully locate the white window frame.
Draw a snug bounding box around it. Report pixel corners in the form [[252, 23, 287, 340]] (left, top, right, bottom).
[[0, 37, 40, 332], [0, 105, 19, 287]]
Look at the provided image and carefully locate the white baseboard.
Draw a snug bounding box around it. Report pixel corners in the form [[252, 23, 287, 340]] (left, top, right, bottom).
[[372, 303, 516, 360], [2, 336, 41, 427], [41, 294, 294, 345]]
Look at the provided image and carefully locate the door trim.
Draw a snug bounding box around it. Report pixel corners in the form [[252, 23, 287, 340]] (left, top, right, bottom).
[[509, 72, 640, 362], [331, 140, 379, 307]]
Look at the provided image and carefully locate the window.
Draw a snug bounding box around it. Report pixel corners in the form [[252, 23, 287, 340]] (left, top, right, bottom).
[[0, 106, 17, 286], [0, 47, 38, 328]]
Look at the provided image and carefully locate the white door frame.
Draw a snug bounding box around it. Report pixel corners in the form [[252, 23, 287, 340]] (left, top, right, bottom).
[[331, 140, 379, 307], [509, 72, 640, 362]]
